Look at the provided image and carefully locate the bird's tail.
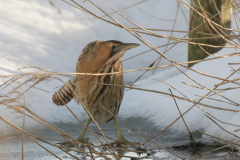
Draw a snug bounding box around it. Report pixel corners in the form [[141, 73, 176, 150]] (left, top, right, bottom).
[[52, 78, 76, 106]]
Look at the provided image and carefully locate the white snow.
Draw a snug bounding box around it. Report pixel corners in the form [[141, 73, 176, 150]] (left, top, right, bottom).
[[0, 0, 240, 148]]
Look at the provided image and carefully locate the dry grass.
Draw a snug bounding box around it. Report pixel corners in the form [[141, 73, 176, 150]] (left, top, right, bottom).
[[1, 0, 240, 159]]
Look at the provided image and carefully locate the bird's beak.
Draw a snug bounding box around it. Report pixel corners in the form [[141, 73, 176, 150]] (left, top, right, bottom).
[[116, 43, 140, 52]]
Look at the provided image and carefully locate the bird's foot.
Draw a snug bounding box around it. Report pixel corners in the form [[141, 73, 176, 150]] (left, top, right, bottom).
[[76, 136, 91, 144], [58, 141, 78, 148], [58, 137, 91, 148], [109, 135, 138, 148]]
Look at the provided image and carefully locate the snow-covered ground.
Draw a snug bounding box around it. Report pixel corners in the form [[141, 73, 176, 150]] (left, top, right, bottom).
[[1, 0, 240, 156]]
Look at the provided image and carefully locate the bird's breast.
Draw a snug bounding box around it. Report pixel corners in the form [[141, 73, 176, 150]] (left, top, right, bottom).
[[74, 60, 123, 122]]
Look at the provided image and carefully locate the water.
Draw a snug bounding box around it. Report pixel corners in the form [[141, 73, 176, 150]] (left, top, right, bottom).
[[0, 117, 239, 159]]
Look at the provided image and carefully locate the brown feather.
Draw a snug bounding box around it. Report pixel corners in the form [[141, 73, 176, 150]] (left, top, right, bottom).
[[52, 78, 76, 106], [52, 40, 139, 122]]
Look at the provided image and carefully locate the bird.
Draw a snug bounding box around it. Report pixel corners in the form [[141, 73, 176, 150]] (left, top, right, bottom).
[[52, 40, 139, 146]]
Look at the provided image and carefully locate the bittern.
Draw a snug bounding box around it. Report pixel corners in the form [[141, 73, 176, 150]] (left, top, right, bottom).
[[52, 40, 139, 146]]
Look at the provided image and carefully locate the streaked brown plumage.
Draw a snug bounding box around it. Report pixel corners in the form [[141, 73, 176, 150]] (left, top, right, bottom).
[[52, 40, 139, 145], [52, 77, 76, 106]]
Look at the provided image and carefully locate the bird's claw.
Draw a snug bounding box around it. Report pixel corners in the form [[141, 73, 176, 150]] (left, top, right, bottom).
[[58, 137, 92, 148], [106, 135, 139, 148], [58, 141, 78, 148], [109, 141, 139, 148]]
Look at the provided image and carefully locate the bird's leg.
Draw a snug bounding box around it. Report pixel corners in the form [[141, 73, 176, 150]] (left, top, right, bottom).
[[110, 116, 138, 147], [59, 117, 92, 147], [77, 116, 92, 143], [113, 116, 129, 143]]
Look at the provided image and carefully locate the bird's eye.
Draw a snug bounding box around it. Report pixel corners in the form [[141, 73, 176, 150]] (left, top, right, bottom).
[[112, 45, 117, 50]]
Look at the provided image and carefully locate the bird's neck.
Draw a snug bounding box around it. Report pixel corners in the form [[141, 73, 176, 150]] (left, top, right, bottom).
[[76, 58, 122, 74]]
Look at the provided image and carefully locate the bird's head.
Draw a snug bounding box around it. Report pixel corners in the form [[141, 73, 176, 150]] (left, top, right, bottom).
[[77, 40, 139, 72]]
